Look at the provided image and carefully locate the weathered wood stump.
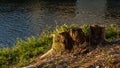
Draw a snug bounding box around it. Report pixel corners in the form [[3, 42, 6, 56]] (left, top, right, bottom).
[[52, 28, 86, 52], [52, 32, 73, 52], [25, 25, 109, 68], [52, 25, 106, 52], [69, 28, 86, 45], [89, 25, 105, 46], [40, 25, 106, 58]]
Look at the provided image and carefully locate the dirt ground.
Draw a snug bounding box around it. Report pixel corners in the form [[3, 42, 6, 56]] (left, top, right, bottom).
[[28, 39, 120, 68]]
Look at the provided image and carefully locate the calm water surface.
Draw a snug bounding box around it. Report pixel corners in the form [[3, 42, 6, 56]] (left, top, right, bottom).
[[0, 0, 120, 47]]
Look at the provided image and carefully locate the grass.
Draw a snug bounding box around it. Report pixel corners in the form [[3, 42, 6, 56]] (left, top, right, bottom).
[[54, 24, 120, 41], [0, 32, 53, 68], [0, 24, 119, 68], [105, 24, 120, 41]]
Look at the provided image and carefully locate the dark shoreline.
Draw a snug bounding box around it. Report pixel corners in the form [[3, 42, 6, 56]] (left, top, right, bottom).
[[0, 0, 77, 3]]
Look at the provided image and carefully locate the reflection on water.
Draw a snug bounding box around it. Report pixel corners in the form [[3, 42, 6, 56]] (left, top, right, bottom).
[[75, 0, 106, 24], [0, 0, 120, 47], [0, 1, 76, 46]]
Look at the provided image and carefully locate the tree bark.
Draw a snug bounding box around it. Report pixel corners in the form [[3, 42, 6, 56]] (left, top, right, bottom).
[[52, 28, 86, 52], [69, 28, 86, 45], [52, 25, 106, 52], [52, 32, 74, 52], [89, 25, 105, 46]]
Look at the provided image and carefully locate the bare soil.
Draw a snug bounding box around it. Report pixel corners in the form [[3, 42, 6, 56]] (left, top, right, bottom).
[[29, 40, 120, 68]]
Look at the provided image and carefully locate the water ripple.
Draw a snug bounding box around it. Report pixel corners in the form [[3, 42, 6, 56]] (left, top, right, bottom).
[[0, 0, 120, 47]]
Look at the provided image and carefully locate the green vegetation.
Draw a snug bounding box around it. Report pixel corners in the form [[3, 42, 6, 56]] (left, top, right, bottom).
[[0, 33, 53, 67], [105, 24, 120, 41], [0, 24, 119, 68], [54, 24, 120, 41], [54, 24, 79, 33]]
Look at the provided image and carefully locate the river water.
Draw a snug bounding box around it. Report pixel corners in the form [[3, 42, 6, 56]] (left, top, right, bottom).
[[0, 0, 120, 47]]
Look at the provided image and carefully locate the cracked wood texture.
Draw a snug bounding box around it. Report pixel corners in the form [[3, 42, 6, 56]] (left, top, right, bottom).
[[52, 28, 86, 52], [89, 25, 105, 46]]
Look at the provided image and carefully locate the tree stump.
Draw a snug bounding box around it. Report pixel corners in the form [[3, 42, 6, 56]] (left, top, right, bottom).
[[89, 25, 105, 46], [52, 32, 74, 52], [41, 25, 106, 58], [52, 28, 86, 52], [69, 28, 86, 45], [59, 32, 74, 50], [25, 25, 109, 68]]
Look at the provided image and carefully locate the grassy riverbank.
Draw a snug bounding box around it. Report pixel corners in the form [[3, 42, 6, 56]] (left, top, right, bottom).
[[0, 24, 120, 68]]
